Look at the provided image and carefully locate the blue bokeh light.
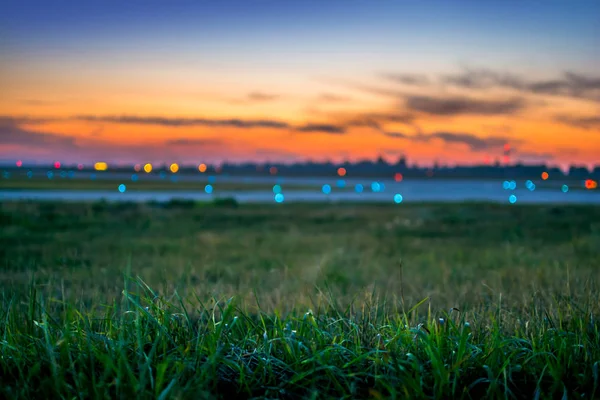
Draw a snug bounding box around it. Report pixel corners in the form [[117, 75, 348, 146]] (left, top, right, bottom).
[[67, 171, 75, 178], [336, 179, 346, 188], [2, 171, 9, 179], [508, 181, 516, 190], [60, 171, 67, 178], [208, 176, 216, 183], [118, 184, 126, 193], [274, 193, 284, 203], [90, 173, 96, 180], [502, 181, 510, 190], [562, 184, 569, 193], [131, 174, 139, 182], [525, 180, 533, 189], [47, 171, 54, 179], [322, 184, 331, 194], [26, 171, 33, 179], [509, 194, 517, 204], [170, 175, 178, 183], [371, 182, 381, 192], [159, 171, 166, 179], [355, 184, 364, 193], [394, 194, 403, 204], [528, 183, 536, 191], [272, 184, 282, 194], [205, 184, 213, 194]]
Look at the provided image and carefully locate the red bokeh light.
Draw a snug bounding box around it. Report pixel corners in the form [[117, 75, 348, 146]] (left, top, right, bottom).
[[394, 172, 403, 182], [16, 160, 23, 167], [337, 167, 346, 177], [54, 161, 61, 169], [504, 143, 511, 152], [77, 163, 84, 170], [585, 179, 598, 190], [269, 166, 278, 175]]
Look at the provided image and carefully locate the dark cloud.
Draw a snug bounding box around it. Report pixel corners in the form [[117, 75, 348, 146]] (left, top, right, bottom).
[[383, 128, 512, 151], [0, 117, 79, 150], [318, 93, 352, 102], [443, 68, 600, 102], [555, 114, 600, 130], [420, 132, 510, 151], [295, 123, 346, 134], [383, 131, 408, 138], [247, 92, 280, 102], [165, 138, 224, 146], [75, 115, 291, 129], [405, 95, 526, 116], [381, 73, 430, 86]]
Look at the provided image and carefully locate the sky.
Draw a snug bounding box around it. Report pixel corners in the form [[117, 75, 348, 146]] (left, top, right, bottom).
[[1, 0, 599, 167]]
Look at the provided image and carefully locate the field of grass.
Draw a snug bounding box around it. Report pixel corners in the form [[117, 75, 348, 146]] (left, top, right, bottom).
[[1, 200, 599, 399]]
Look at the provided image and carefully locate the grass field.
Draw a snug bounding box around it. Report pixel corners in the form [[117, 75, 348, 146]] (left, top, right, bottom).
[[1, 200, 599, 399]]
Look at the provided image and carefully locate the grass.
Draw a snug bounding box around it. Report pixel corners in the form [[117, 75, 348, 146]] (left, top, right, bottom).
[[1, 200, 599, 399]]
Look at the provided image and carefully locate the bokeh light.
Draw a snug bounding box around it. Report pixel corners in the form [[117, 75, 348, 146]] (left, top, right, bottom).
[[118, 184, 126, 193], [274, 193, 284, 203], [322, 184, 331, 194], [562, 184, 569, 193], [269, 166, 278, 175], [541, 171, 549, 180], [131, 174, 138, 182], [67, 171, 75, 179], [170, 163, 179, 173], [26, 171, 33, 179], [94, 162, 108, 171], [355, 184, 364, 193], [144, 163, 153, 173], [90, 173, 96, 180], [134, 164, 141, 172], [60, 171, 67, 178], [337, 167, 346, 177], [585, 179, 598, 190], [77, 163, 84, 170], [394, 173, 403, 182], [509, 194, 517, 204], [336, 179, 346, 188], [272, 184, 282, 194], [54, 161, 61, 169], [205, 184, 213, 194], [502, 181, 510, 190], [528, 183, 536, 191], [371, 182, 381, 192], [198, 163, 207, 173], [208, 176, 216, 183], [394, 194, 403, 204], [16, 160, 22, 167]]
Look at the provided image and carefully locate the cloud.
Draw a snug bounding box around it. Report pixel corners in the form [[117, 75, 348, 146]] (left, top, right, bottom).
[[318, 93, 352, 102], [0, 117, 79, 150], [164, 138, 224, 146], [75, 115, 291, 129], [383, 131, 408, 138], [380, 73, 430, 86], [383, 128, 513, 151], [442, 68, 600, 102], [247, 92, 280, 102], [555, 114, 600, 130], [405, 95, 526, 116], [295, 123, 346, 134]]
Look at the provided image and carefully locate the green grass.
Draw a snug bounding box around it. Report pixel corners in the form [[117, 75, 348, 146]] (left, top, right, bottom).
[[1, 200, 599, 399]]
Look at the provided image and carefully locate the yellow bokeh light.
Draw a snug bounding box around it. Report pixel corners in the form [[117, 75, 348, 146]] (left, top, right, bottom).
[[198, 163, 207, 173], [144, 163, 152, 173], [94, 162, 108, 171], [170, 163, 179, 173]]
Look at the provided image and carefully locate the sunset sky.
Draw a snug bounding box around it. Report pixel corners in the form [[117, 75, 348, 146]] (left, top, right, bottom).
[[1, 0, 599, 167]]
